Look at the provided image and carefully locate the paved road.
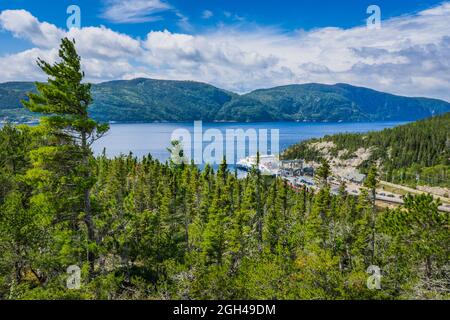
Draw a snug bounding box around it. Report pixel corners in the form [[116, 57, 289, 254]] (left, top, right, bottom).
[[345, 181, 450, 213], [283, 176, 450, 213], [376, 194, 450, 213], [380, 181, 450, 203]]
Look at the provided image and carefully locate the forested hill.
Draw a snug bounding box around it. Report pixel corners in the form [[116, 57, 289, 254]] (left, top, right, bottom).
[[283, 112, 450, 187], [1, 79, 450, 122]]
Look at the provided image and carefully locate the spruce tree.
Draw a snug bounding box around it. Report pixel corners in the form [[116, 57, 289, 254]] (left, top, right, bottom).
[[316, 158, 331, 187], [22, 38, 109, 277], [364, 165, 378, 264]]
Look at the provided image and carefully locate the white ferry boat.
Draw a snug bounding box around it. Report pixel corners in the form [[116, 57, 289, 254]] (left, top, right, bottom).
[[236, 155, 280, 176]]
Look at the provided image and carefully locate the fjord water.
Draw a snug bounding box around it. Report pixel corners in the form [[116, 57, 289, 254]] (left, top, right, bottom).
[[92, 121, 407, 163]]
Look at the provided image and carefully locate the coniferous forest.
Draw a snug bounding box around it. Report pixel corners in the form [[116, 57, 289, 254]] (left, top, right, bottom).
[[0, 39, 449, 300]]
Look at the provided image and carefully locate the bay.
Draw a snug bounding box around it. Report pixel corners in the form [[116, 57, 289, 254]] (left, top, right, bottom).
[[92, 121, 407, 166]]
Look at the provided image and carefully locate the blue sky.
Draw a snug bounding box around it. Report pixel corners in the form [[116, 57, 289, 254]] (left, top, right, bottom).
[[0, 1, 449, 100], [0, 0, 444, 38]]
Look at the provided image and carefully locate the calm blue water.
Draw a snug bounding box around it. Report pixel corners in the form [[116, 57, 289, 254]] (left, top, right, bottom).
[[92, 122, 407, 164]]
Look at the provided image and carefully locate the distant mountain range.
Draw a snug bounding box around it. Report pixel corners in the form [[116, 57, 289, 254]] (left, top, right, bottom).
[[1, 78, 449, 123]]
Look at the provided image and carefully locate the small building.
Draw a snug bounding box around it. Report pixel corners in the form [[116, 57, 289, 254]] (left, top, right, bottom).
[[280, 160, 303, 177], [302, 166, 315, 177]]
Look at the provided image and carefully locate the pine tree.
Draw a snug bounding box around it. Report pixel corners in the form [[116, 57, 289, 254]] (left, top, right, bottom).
[[254, 152, 263, 244], [364, 165, 378, 264], [22, 38, 109, 277], [316, 158, 331, 187], [263, 181, 281, 253]]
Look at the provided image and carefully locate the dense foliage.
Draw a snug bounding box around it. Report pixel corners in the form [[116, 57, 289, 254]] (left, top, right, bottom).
[[1, 80, 450, 123], [1, 123, 449, 299], [0, 39, 448, 300], [283, 113, 450, 187]]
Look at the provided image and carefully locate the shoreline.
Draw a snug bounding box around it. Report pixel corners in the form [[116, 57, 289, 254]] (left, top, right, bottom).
[[0, 119, 411, 125]]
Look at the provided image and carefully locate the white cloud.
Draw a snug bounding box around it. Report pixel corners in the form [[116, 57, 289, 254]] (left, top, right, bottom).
[[0, 48, 58, 81], [0, 10, 64, 48], [142, 30, 278, 69], [0, 10, 142, 81], [175, 12, 193, 32], [1, 3, 450, 101], [67, 26, 142, 59], [202, 10, 213, 19], [101, 0, 171, 23]]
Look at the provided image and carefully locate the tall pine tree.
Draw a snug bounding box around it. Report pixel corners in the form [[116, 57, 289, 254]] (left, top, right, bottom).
[[23, 38, 109, 277]]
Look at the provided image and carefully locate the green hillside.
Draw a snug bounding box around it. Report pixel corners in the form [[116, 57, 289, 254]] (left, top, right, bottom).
[[1, 79, 449, 122], [245, 83, 450, 121], [0, 82, 37, 122], [90, 78, 236, 122]]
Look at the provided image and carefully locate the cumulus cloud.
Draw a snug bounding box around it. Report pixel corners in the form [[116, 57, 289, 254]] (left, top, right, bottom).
[[100, 0, 172, 23], [0, 11, 144, 82], [0, 10, 63, 48], [67, 26, 142, 59], [1, 3, 450, 101], [142, 30, 278, 69], [0, 48, 59, 81]]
